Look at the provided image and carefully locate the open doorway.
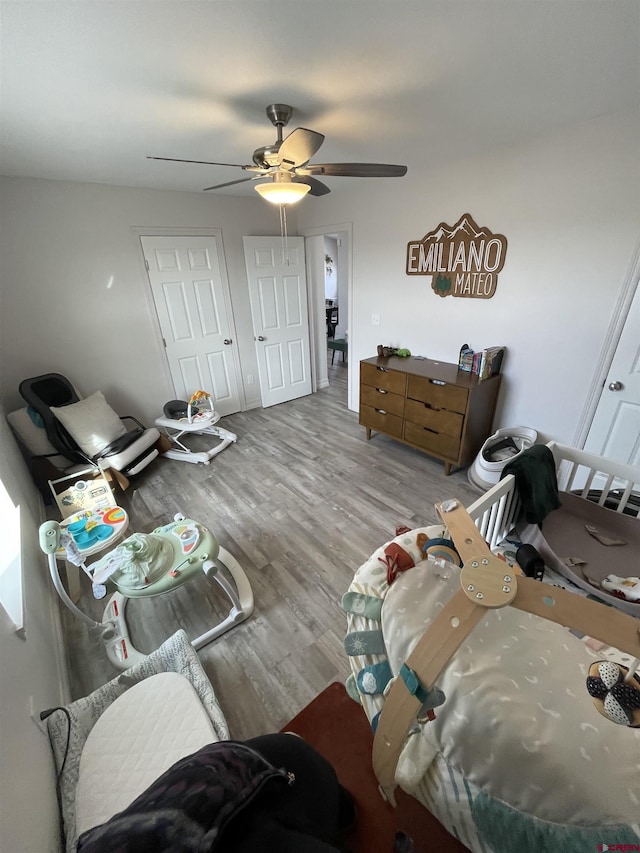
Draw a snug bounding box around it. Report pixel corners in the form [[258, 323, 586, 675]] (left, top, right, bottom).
[[303, 223, 352, 409], [324, 234, 347, 377]]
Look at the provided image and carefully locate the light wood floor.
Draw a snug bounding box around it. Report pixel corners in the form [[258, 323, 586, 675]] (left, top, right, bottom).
[[59, 358, 482, 739]]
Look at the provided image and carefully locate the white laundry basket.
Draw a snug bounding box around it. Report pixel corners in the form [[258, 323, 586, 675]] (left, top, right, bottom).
[[468, 426, 538, 492]]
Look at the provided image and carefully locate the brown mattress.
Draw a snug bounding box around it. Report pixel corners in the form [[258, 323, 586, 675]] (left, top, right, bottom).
[[522, 491, 640, 616]]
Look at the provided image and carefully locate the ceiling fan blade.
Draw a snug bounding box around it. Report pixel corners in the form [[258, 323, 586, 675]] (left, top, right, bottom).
[[302, 163, 408, 178], [293, 176, 331, 197], [278, 128, 325, 169], [203, 177, 256, 192], [148, 156, 251, 168]]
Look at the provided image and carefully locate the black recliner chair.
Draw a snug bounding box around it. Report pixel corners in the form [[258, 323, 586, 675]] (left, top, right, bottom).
[[17, 373, 161, 482]]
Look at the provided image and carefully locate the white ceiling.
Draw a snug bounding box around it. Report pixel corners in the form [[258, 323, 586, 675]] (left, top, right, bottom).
[[1, 1, 638, 198]]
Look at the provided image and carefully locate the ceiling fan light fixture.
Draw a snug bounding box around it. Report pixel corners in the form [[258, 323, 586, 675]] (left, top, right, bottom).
[[151, 104, 406, 198], [254, 177, 311, 205]]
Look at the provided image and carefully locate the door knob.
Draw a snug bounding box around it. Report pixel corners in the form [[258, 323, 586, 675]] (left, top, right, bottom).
[[223, 339, 232, 345], [608, 380, 623, 391], [256, 336, 266, 341]]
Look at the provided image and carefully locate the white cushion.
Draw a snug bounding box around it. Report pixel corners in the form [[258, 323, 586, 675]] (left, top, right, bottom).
[[75, 672, 218, 834], [51, 391, 126, 457], [102, 428, 160, 472], [6, 407, 74, 467]]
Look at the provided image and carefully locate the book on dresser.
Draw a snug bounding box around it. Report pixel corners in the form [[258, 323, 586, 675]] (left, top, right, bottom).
[[359, 355, 501, 475], [478, 346, 505, 380]]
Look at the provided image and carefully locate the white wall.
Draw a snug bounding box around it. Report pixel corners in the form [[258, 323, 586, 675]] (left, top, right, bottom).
[[0, 410, 68, 852], [298, 109, 640, 443], [0, 179, 290, 421]]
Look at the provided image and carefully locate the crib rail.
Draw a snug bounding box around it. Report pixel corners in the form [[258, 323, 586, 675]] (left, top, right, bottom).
[[464, 441, 640, 544], [466, 474, 522, 548], [549, 442, 640, 518]]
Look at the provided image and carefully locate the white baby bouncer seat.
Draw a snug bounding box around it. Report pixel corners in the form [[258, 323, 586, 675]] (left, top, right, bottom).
[[155, 390, 236, 465]]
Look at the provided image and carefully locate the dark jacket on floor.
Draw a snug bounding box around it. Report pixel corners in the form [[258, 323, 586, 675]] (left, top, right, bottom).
[[77, 736, 349, 853]]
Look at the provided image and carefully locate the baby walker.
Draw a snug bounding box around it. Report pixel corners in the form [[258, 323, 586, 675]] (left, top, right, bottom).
[[155, 390, 237, 465], [39, 512, 254, 670]]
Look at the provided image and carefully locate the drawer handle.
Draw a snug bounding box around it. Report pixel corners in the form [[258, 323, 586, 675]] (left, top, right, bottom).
[[376, 388, 388, 394], [375, 408, 388, 415], [377, 366, 389, 373], [430, 379, 447, 386]]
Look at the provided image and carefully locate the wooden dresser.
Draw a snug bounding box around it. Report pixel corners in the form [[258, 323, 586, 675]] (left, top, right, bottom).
[[359, 355, 501, 475]]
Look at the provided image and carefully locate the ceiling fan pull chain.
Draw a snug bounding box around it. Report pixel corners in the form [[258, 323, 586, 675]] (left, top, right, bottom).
[[280, 203, 290, 265]]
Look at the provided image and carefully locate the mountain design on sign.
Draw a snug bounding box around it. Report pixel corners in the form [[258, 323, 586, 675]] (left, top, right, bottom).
[[425, 214, 490, 243]]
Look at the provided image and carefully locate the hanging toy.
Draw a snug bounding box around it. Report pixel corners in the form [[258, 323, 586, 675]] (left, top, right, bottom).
[[379, 543, 416, 586], [586, 659, 640, 726], [187, 390, 216, 424]]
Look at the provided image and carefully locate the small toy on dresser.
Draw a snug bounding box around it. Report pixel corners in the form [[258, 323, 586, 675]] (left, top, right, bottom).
[[377, 345, 411, 357]]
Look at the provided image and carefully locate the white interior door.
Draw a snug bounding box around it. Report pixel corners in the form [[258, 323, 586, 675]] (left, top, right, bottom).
[[243, 236, 312, 407], [584, 281, 640, 465], [140, 235, 242, 417]]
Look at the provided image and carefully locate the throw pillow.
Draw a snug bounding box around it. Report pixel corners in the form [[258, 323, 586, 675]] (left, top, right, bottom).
[[51, 391, 126, 457]]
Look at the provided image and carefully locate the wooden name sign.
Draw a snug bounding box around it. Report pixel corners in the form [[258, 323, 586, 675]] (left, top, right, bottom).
[[406, 213, 508, 299]]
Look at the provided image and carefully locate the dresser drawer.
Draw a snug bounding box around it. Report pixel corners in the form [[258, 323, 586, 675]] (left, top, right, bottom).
[[361, 362, 407, 395], [404, 398, 463, 439], [404, 421, 460, 460], [407, 375, 467, 414], [360, 384, 405, 416], [360, 404, 404, 439]]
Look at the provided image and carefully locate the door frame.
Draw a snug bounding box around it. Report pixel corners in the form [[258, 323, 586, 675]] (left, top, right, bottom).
[[131, 225, 247, 411], [301, 222, 354, 409], [574, 238, 640, 449]]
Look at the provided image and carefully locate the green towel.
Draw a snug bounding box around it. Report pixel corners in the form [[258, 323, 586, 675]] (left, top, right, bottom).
[[502, 444, 561, 525]]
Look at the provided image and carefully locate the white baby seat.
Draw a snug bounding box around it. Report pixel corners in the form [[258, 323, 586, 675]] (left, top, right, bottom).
[[155, 390, 236, 465]]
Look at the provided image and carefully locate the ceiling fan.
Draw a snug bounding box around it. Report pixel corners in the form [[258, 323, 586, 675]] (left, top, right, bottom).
[[148, 103, 408, 204]]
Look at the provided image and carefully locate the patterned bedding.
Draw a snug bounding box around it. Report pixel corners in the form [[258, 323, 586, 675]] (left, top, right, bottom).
[[342, 526, 640, 852]]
